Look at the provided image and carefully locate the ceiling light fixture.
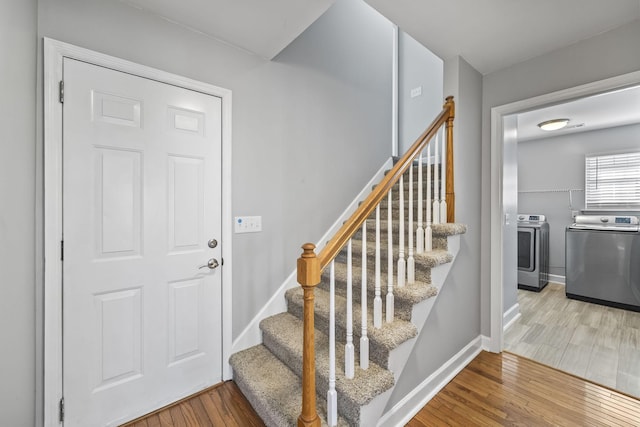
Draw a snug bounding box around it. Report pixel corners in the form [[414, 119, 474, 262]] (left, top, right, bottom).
[[537, 118, 570, 131]]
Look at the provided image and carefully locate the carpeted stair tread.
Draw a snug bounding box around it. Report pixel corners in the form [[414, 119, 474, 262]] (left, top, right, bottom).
[[286, 286, 417, 368], [335, 239, 453, 270], [358, 219, 466, 237], [230, 345, 350, 427], [318, 263, 437, 321], [261, 313, 394, 425], [354, 224, 447, 252]]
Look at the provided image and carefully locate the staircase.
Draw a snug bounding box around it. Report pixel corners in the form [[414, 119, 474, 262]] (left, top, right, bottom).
[[230, 166, 466, 426], [230, 97, 460, 426]]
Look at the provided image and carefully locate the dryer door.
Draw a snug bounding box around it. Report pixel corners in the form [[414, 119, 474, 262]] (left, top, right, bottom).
[[518, 227, 536, 272]]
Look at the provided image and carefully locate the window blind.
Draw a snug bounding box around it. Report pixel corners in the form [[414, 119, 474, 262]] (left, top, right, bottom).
[[585, 151, 640, 210]]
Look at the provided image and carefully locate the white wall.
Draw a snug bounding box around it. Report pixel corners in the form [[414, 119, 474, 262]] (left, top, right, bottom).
[[481, 19, 640, 335], [518, 123, 640, 278], [398, 31, 443, 155], [0, 1, 37, 426], [385, 55, 482, 410], [502, 115, 519, 312]]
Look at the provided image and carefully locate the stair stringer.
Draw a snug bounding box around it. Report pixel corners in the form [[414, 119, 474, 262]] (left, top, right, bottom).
[[356, 234, 462, 427]]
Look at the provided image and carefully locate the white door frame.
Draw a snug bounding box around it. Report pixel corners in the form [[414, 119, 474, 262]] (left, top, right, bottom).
[[43, 37, 233, 425], [488, 70, 640, 353]]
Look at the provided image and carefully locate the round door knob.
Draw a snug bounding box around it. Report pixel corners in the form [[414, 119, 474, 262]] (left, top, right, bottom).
[[199, 258, 219, 270]]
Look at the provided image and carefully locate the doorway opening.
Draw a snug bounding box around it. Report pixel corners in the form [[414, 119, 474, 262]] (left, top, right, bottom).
[[490, 70, 640, 398]]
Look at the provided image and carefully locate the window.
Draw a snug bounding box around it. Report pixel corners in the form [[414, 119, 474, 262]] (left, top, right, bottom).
[[585, 151, 640, 210]]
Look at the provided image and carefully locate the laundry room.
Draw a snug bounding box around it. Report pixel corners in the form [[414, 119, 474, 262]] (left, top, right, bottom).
[[504, 84, 640, 398]]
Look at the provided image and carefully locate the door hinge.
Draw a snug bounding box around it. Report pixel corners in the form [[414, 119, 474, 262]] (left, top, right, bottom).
[[59, 80, 64, 104], [59, 397, 65, 422], [61, 240, 64, 261]]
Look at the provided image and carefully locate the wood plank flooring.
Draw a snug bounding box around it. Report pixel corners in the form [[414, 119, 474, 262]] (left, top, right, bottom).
[[504, 282, 640, 397], [409, 350, 640, 427], [123, 350, 640, 426], [120, 381, 265, 427]]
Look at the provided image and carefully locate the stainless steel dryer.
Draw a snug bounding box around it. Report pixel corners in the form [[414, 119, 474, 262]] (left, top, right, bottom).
[[566, 215, 640, 311], [517, 214, 550, 291]]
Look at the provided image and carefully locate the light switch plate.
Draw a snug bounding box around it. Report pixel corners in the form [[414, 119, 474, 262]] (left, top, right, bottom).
[[234, 216, 262, 233]]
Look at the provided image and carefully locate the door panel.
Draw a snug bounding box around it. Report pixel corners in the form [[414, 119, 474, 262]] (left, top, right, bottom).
[[96, 148, 142, 257], [63, 58, 222, 426], [168, 156, 203, 251]]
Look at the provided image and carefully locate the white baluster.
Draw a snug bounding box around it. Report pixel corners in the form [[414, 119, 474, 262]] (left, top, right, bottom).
[[397, 175, 406, 289], [425, 143, 433, 252], [433, 133, 441, 225], [360, 221, 369, 370], [345, 240, 354, 379], [374, 204, 382, 328], [407, 165, 415, 284], [386, 191, 394, 323], [327, 260, 337, 426], [440, 127, 448, 223], [416, 155, 424, 254]]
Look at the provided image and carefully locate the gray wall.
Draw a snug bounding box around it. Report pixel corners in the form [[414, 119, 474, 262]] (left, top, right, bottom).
[[518, 123, 640, 278], [398, 31, 443, 155], [481, 19, 640, 335], [0, 0, 394, 425], [385, 56, 482, 410], [37, 0, 392, 338], [0, 1, 37, 426], [227, 0, 394, 337]]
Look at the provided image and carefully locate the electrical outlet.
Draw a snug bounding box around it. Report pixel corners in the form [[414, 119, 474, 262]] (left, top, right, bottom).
[[410, 86, 422, 98], [234, 216, 262, 233]]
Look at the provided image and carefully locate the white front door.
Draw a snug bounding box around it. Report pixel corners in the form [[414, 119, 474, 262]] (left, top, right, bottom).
[[62, 58, 223, 426]]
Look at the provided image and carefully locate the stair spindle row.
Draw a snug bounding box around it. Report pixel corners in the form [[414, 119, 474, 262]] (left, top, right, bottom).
[[296, 97, 455, 427], [324, 134, 450, 426]]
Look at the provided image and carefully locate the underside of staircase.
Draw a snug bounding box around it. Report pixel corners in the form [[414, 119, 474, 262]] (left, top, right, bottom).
[[230, 166, 466, 426]]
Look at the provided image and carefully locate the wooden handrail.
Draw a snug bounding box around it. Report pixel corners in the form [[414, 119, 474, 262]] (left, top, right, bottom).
[[296, 96, 455, 427], [317, 96, 455, 269]]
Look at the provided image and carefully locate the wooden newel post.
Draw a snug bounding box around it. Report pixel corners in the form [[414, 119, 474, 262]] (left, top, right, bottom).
[[444, 96, 455, 223], [297, 243, 321, 427]]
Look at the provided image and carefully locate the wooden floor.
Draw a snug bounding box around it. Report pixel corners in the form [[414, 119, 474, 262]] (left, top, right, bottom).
[[409, 351, 640, 427], [504, 282, 640, 397], [120, 381, 265, 427], [123, 351, 640, 426]]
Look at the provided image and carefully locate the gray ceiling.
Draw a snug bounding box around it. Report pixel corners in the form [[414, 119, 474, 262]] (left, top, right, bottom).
[[516, 85, 640, 142], [118, 0, 336, 59], [364, 0, 640, 75], [116, 0, 640, 138], [117, 0, 640, 75]]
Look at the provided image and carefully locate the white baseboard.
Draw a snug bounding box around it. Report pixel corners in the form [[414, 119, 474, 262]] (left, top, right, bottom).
[[231, 157, 394, 355], [377, 336, 483, 427], [548, 274, 565, 285], [503, 303, 520, 331], [481, 335, 492, 351]]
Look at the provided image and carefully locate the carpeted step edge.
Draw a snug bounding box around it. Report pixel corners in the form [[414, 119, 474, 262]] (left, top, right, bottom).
[[260, 313, 395, 426], [229, 345, 350, 427], [353, 222, 449, 251], [317, 262, 438, 322], [334, 240, 454, 271], [285, 286, 417, 369]]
